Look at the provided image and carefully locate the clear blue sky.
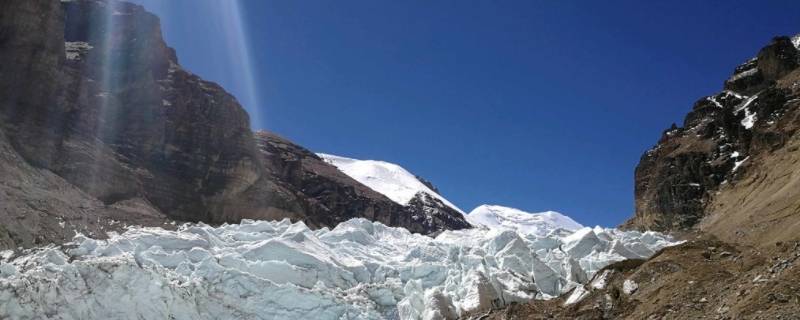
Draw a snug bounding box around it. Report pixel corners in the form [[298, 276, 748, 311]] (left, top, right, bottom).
[[130, 0, 800, 227]]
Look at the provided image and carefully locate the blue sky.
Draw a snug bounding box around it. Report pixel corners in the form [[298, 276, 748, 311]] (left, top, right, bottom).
[[131, 0, 800, 227]]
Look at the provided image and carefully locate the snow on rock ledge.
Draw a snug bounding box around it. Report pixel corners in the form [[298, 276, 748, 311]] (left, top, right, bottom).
[[0, 219, 677, 319]]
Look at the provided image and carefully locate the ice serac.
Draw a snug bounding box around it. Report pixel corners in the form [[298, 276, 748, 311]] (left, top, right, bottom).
[[625, 35, 800, 236], [467, 205, 583, 237], [0, 218, 677, 320], [318, 153, 471, 232]]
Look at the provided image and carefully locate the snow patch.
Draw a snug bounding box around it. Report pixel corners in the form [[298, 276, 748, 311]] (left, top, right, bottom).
[[707, 96, 724, 108], [722, 90, 745, 100], [65, 41, 93, 60], [0, 218, 677, 319], [590, 270, 611, 290], [735, 94, 758, 113], [623, 279, 638, 295], [733, 156, 749, 172], [728, 67, 758, 82], [741, 109, 757, 129], [0, 250, 12, 262], [564, 286, 589, 305], [734, 94, 759, 129]]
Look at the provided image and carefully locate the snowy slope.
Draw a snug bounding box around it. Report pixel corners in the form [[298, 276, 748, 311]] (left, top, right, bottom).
[[0, 219, 677, 320], [318, 153, 465, 214], [468, 205, 583, 237]]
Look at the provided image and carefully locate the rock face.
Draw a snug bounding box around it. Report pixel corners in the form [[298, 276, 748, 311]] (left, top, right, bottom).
[[626, 36, 800, 234], [0, 0, 469, 249], [0, 0, 176, 249]]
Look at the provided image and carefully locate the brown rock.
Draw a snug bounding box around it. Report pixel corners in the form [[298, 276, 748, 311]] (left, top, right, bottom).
[[625, 35, 800, 234]]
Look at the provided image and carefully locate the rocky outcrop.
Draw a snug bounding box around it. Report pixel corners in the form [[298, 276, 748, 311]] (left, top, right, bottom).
[[0, 0, 160, 249], [626, 36, 800, 234], [1, 0, 266, 226], [0, 0, 469, 249]]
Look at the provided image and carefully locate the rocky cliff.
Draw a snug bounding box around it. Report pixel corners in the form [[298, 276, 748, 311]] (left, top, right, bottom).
[[479, 35, 800, 320], [626, 35, 800, 241], [0, 0, 469, 249]]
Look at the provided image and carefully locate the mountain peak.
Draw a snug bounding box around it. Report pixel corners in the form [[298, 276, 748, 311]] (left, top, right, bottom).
[[318, 153, 465, 215], [467, 204, 584, 236]]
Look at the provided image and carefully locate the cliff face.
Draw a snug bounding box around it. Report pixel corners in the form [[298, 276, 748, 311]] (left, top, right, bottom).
[[626, 36, 800, 240], [0, 0, 470, 249], [0, 0, 173, 249], [1, 0, 265, 225]]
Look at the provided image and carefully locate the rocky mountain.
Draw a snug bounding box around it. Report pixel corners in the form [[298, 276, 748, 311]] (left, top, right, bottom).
[[625, 35, 800, 243], [318, 153, 471, 232], [0, 0, 469, 250], [256, 132, 470, 235]]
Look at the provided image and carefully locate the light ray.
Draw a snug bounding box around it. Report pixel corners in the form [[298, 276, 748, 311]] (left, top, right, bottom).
[[129, 0, 262, 129], [213, 0, 262, 128], [86, 0, 123, 198]]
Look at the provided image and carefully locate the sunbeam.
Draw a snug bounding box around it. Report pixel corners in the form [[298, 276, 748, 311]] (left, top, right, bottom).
[[128, 0, 262, 128], [86, 0, 124, 198], [214, 0, 261, 128]]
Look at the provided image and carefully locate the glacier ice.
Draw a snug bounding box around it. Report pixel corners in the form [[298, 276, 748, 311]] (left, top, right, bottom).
[[0, 218, 676, 319], [623, 279, 639, 295]]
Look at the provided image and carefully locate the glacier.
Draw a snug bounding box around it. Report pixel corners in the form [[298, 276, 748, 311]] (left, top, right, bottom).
[[0, 218, 676, 320]]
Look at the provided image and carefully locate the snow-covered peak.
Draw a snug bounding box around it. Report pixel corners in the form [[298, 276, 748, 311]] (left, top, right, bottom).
[[467, 204, 584, 236], [318, 153, 465, 214], [792, 33, 800, 49]]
